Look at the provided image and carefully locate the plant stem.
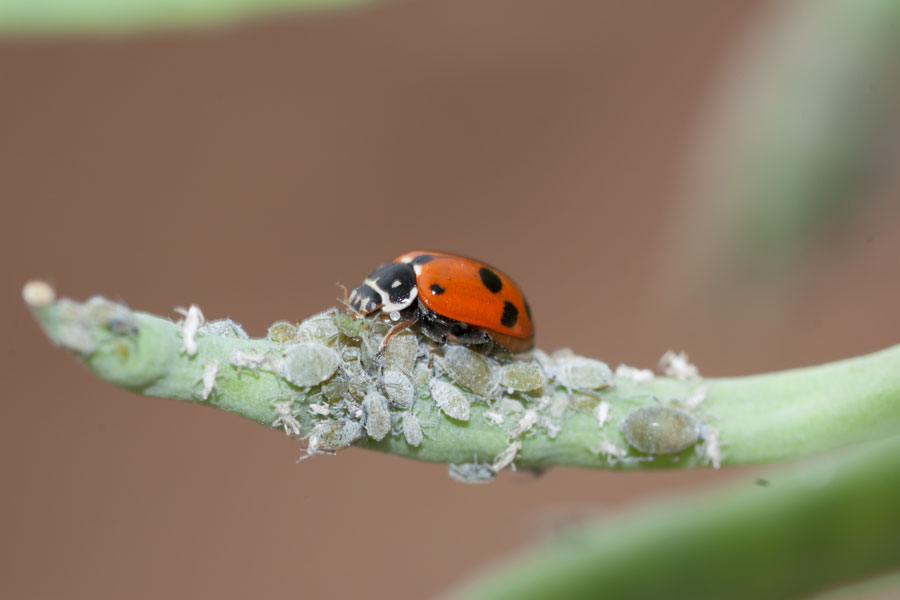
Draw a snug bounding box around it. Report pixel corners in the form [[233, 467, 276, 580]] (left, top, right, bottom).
[[25, 282, 900, 470]]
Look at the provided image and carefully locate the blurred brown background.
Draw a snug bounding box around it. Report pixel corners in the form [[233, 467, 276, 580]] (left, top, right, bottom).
[[3, 0, 900, 598]]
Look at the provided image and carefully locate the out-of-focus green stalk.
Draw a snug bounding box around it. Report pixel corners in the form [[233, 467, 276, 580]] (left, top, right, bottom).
[[671, 0, 900, 288], [444, 434, 900, 600], [0, 0, 371, 35]]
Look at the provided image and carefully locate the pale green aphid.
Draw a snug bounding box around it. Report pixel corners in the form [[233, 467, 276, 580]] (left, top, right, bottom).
[[619, 405, 703, 455], [276, 342, 339, 387], [441, 345, 498, 396]]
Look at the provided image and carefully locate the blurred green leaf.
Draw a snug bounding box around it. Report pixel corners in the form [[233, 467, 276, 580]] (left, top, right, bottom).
[[0, 0, 373, 34], [446, 435, 900, 600], [670, 0, 900, 293]]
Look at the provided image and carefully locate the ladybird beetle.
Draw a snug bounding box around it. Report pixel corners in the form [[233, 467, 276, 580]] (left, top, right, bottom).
[[348, 251, 534, 353]]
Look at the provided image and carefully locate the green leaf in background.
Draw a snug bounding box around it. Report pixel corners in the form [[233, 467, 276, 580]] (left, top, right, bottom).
[[666, 0, 900, 301], [0, 0, 372, 35], [445, 434, 900, 600]]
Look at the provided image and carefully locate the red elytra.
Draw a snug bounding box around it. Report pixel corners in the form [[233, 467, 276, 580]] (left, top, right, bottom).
[[348, 250, 535, 353]]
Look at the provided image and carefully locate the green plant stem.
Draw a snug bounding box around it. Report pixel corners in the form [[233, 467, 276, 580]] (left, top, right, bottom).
[[26, 286, 900, 470], [443, 434, 900, 600], [0, 0, 371, 35], [814, 570, 900, 600]]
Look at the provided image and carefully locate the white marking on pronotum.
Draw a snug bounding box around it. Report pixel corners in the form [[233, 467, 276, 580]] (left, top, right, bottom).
[[175, 305, 205, 356], [366, 275, 418, 313], [658, 350, 699, 380], [197, 359, 219, 400]]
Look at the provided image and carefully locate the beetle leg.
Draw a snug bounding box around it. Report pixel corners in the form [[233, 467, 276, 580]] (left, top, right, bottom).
[[377, 312, 419, 356]]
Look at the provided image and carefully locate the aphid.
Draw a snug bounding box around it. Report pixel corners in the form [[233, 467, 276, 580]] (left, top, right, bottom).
[[309, 402, 331, 416], [615, 364, 655, 382], [271, 400, 302, 435], [439, 346, 499, 396], [266, 321, 298, 343], [331, 311, 367, 339], [428, 379, 471, 421], [382, 330, 419, 374], [508, 409, 538, 439], [230, 350, 271, 373], [401, 412, 423, 447], [295, 309, 340, 345], [555, 357, 613, 390], [619, 405, 702, 455], [200, 318, 249, 339], [659, 350, 699, 380], [498, 361, 547, 392], [197, 359, 220, 400], [697, 426, 723, 469], [322, 379, 350, 403], [303, 420, 362, 458], [483, 409, 505, 427], [547, 392, 570, 419], [448, 462, 496, 484], [591, 438, 628, 463], [347, 251, 535, 353], [362, 391, 391, 441], [492, 440, 522, 472], [175, 305, 204, 356], [276, 343, 339, 387], [383, 367, 415, 409], [594, 400, 611, 428]]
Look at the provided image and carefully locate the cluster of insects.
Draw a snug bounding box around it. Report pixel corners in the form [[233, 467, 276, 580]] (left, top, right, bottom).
[[26, 251, 721, 484], [184, 250, 720, 479]]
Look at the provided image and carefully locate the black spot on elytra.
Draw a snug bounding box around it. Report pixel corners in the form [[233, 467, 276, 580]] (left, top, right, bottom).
[[410, 254, 435, 266], [430, 283, 445, 295], [478, 267, 503, 293], [500, 301, 518, 328], [524, 299, 532, 320]]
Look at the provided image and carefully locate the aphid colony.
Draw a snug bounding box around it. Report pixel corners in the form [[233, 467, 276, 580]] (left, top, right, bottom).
[[27, 279, 721, 482], [200, 308, 720, 478], [179, 250, 721, 478]]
